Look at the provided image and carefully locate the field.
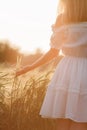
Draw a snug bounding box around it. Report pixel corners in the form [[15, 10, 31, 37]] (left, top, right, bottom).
[[0, 59, 62, 130]]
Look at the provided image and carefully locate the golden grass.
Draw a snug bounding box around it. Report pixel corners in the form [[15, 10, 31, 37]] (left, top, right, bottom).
[[0, 66, 59, 130]]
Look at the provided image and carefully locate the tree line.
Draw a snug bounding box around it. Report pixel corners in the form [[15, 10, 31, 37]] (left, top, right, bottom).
[[0, 41, 20, 64], [0, 40, 63, 70], [0, 40, 44, 65]]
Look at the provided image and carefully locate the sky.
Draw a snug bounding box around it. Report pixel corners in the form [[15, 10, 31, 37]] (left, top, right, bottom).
[[0, 0, 58, 53]]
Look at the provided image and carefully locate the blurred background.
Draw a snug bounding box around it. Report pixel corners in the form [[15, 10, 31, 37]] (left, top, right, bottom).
[[0, 1, 64, 130], [0, 0, 58, 66]]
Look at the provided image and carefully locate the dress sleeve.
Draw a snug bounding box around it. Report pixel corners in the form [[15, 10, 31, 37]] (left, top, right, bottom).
[[50, 26, 67, 50], [50, 14, 67, 50]]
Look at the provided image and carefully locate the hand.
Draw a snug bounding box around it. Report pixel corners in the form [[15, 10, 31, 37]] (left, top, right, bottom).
[[16, 65, 32, 77], [16, 68, 26, 77]]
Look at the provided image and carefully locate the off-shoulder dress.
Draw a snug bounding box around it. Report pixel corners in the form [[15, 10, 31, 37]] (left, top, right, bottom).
[[40, 22, 87, 122]]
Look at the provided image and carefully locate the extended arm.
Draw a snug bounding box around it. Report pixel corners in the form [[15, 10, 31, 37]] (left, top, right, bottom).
[[16, 48, 59, 76]]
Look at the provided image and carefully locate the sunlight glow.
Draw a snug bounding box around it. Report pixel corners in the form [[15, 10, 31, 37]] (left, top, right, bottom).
[[0, 0, 58, 53]]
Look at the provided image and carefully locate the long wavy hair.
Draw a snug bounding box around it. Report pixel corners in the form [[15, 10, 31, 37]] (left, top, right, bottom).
[[56, 0, 87, 24]]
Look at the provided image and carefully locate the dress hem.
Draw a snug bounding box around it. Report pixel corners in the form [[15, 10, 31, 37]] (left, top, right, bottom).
[[40, 114, 87, 123]]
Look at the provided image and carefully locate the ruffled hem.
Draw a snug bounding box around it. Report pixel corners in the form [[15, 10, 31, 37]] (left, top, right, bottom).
[[40, 116, 87, 123], [40, 56, 87, 122], [40, 88, 87, 122]]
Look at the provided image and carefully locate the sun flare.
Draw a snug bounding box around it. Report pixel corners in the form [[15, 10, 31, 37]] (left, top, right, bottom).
[[0, 0, 58, 53]]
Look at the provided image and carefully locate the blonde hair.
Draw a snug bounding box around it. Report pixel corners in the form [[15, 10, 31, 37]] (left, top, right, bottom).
[[57, 0, 87, 24]]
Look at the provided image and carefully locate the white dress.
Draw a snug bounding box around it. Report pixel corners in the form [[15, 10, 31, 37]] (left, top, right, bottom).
[[40, 22, 87, 122]]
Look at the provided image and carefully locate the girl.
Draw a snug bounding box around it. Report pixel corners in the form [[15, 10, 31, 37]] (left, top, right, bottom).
[[16, 0, 87, 129]]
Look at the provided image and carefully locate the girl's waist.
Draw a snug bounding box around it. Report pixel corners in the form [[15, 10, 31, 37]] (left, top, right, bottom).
[[62, 46, 87, 57]]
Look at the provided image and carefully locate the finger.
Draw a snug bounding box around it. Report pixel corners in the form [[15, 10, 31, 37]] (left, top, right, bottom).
[[16, 71, 23, 77], [16, 69, 26, 77]]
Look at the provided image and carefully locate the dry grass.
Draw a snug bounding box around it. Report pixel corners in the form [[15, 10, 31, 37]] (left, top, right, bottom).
[[0, 67, 59, 130]]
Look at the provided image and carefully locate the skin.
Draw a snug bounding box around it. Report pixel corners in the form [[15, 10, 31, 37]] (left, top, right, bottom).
[[16, 46, 87, 130], [70, 121, 87, 130], [56, 119, 87, 130], [16, 45, 87, 130], [16, 48, 59, 76], [16, 13, 87, 129]]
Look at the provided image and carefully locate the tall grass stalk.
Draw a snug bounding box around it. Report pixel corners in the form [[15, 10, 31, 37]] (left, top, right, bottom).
[[0, 55, 62, 130]]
